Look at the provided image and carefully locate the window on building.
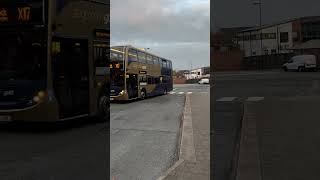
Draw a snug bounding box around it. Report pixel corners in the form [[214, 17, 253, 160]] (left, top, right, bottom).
[[280, 32, 289, 43], [254, 34, 261, 40], [270, 33, 276, 39], [262, 33, 276, 39]]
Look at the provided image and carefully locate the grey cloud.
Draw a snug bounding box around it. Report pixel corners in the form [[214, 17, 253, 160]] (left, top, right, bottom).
[[111, 0, 209, 43], [111, 0, 210, 69], [212, 0, 320, 31]]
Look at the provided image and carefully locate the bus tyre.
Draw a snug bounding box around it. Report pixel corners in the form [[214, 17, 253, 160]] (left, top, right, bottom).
[[97, 95, 109, 122], [164, 88, 167, 95], [140, 90, 146, 99]]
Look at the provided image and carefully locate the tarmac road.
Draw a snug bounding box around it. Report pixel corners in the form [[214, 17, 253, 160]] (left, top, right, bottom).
[[212, 70, 320, 180], [0, 119, 108, 180], [110, 84, 209, 180]]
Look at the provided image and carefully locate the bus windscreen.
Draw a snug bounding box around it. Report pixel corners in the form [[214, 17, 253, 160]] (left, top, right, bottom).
[[0, 30, 46, 80]]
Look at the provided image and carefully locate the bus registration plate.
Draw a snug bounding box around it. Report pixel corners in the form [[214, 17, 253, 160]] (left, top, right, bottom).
[[0, 116, 11, 122]]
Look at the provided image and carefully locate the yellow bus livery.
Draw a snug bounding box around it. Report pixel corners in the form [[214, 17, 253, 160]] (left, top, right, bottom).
[[110, 45, 173, 101]]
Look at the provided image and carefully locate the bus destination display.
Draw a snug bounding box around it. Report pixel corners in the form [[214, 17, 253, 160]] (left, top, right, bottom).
[[0, 4, 43, 24]]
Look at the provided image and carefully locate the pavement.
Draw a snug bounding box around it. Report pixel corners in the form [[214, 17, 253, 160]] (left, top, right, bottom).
[[111, 84, 209, 180], [237, 96, 320, 180], [212, 98, 243, 180], [0, 119, 108, 180], [213, 70, 320, 180], [160, 90, 210, 180]]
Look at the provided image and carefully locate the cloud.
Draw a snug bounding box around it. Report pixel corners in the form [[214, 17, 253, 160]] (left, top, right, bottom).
[[211, 0, 320, 30], [111, 0, 210, 70]]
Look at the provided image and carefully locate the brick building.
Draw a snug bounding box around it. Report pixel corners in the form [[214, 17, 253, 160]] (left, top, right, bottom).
[[212, 27, 249, 71]]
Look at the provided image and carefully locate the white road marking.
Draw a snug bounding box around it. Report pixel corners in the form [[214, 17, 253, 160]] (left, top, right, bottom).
[[168, 91, 209, 95], [216, 97, 237, 102], [246, 97, 264, 102]]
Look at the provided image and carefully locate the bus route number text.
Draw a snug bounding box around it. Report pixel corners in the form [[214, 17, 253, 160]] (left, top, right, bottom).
[[18, 7, 31, 22], [0, 8, 8, 22]]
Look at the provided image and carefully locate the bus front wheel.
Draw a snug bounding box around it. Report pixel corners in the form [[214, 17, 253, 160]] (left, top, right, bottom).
[[97, 95, 109, 122], [140, 89, 146, 99]]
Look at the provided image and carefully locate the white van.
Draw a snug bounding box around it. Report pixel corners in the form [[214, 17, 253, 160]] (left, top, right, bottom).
[[198, 78, 209, 84], [282, 55, 317, 72]]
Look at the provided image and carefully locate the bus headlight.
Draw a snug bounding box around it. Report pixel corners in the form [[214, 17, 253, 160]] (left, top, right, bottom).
[[33, 91, 47, 103], [120, 90, 125, 95], [38, 91, 46, 98], [33, 96, 40, 102]]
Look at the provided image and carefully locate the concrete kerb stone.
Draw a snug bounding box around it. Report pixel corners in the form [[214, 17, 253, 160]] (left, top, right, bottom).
[[236, 102, 262, 180], [157, 94, 196, 180], [179, 94, 196, 162]]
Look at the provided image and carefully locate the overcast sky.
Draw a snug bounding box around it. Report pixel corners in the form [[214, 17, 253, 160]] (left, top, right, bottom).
[[211, 0, 320, 32], [111, 0, 210, 70]]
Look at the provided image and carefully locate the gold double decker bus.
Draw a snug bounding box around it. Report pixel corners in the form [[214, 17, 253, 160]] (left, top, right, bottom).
[[0, 0, 109, 122], [110, 45, 173, 101]]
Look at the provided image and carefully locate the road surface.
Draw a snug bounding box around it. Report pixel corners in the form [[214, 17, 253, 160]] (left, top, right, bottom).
[[212, 71, 320, 180], [110, 84, 209, 180], [0, 119, 108, 180]]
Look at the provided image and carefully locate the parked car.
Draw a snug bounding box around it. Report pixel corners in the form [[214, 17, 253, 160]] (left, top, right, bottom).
[[282, 55, 317, 72], [198, 78, 209, 84]]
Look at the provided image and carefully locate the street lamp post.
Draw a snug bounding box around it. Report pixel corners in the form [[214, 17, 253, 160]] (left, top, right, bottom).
[[253, 0, 263, 69]]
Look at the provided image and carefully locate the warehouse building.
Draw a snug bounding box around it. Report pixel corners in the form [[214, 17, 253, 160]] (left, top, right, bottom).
[[237, 16, 320, 57]]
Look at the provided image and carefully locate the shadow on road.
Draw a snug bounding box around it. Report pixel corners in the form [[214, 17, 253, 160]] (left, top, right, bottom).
[[111, 94, 168, 104], [0, 117, 109, 133]]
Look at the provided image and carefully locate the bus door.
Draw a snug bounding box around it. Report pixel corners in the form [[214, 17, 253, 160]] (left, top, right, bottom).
[[126, 74, 138, 99], [52, 38, 89, 118]]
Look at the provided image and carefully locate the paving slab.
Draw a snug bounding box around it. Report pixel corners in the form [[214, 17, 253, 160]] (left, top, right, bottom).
[[237, 96, 320, 180]]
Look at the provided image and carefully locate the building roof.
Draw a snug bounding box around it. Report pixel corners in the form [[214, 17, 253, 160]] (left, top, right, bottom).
[[213, 27, 252, 47], [239, 16, 320, 33], [290, 40, 320, 50], [219, 27, 253, 33]]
